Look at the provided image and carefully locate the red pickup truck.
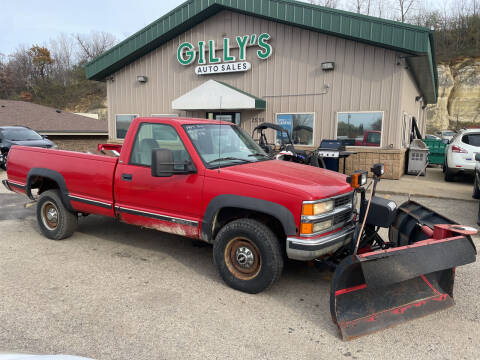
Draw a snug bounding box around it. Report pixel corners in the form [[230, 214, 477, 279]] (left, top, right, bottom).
[[3, 117, 354, 293], [4, 116, 479, 340]]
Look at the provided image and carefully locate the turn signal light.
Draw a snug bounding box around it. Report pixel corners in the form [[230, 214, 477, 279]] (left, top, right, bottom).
[[300, 223, 314, 234], [347, 170, 368, 188]]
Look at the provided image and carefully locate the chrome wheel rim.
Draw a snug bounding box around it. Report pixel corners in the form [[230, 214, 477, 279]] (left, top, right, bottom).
[[41, 201, 59, 231], [224, 237, 262, 280]]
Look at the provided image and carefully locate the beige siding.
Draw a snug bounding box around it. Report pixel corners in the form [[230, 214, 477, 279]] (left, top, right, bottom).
[[399, 66, 427, 145], [107, 10, 415, 149]]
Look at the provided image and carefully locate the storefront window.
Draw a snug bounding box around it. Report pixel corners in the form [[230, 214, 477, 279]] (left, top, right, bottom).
[[337, 112, 383, 147], [276, 113, 314, 146], [116, 114, 138, 139]]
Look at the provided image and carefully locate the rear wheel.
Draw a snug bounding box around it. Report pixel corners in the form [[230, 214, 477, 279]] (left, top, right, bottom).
[[36, 190, 77, 240], [473, 177, 480, 199], [444, 160, 455, 182], [213, 219, 283, 294]]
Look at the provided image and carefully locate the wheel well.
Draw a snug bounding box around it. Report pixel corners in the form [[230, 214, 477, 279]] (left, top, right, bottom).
[[213, 207, 286, 243], [29, 176, 60, 195]]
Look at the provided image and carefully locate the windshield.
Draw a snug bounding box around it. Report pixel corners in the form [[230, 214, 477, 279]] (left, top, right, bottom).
[[2, 128, 43, 141], [183, 124, 270, 168], [443, 131, 455, 136]]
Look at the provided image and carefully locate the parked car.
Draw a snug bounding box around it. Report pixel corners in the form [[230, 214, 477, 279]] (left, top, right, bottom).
[[435, 129, 456, 142], [425, 134, 440, 140], [0, 126, 56, 170], [444, 128, 480, 181], [3, 117, 477, 340]]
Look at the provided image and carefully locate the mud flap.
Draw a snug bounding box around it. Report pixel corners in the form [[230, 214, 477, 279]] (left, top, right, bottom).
[[330, 235, 476, 340]]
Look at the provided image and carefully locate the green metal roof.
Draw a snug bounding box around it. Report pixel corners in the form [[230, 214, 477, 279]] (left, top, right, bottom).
[[85, 0, 438, 103]]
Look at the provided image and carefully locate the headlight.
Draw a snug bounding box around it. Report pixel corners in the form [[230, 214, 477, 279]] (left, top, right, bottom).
[[302, 200, 334, 216], [300, 219, 333, 235]]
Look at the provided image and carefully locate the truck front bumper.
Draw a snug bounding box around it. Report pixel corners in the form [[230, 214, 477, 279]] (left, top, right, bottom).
[[286, 224, 355, 261]]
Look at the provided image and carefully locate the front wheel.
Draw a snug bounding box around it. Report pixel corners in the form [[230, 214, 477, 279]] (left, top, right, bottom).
[[213, 219, 284, 294], [37, 190, 78, 240]]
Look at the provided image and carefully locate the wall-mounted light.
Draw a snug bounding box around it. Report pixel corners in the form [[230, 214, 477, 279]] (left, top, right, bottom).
[[321, 62, 335, 71], [137, 75, 148, 83]]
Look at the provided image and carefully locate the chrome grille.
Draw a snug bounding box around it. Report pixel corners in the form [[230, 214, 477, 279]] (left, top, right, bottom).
[[334, 192, 353, 208], [333, 210, 352, 226]]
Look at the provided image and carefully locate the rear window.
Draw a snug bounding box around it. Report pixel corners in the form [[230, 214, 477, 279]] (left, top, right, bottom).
[[2, 128, 43, 141], [462, 133, 480, 147]]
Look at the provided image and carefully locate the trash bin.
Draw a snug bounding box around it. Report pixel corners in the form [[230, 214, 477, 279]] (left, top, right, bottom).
[[407, 139, 429, 176], [423, 138, 446, 165]]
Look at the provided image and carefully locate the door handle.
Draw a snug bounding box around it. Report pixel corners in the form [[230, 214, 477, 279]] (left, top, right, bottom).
[[121, 173, 133, 181]]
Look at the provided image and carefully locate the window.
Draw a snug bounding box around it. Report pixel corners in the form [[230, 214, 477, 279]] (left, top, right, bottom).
[[116, 114, 138, 139], [276, 113, 314, 146], [462, 133, 480, 147], [337, 112, 383, 147], [130, 123, 191, 168], [183, 124, 269, 168]]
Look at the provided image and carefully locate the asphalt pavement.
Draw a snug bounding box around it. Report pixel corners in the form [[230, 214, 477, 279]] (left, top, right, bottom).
[[1, 169, 480, 359]]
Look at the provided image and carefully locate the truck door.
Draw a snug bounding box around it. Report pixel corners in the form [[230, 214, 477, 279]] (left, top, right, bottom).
[[114, 122, 203, 238]]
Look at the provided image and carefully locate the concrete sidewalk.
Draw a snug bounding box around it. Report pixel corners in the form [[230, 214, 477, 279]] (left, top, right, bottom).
[[376, 167, 475, 202]]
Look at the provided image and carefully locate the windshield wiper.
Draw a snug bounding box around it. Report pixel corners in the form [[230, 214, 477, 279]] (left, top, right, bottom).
[[208, 157, 253, 165], [248, 152, 270, 159]]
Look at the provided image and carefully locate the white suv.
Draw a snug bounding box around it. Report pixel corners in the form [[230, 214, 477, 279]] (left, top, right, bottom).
[[444, 128, 480, 181]]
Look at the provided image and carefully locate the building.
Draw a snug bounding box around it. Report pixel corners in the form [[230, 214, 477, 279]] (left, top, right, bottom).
[[0, 100, 108, 151], [85, 0, 438, 179]]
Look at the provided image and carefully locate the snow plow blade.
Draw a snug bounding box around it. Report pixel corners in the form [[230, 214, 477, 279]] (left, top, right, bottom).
[[331, 202, 477, 340]]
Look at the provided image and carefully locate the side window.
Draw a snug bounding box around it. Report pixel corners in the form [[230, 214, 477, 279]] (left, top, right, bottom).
[[129, 123, 191, 168]]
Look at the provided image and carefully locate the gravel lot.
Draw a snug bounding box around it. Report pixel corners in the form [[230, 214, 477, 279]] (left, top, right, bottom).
[[0, 184, 479, 360]]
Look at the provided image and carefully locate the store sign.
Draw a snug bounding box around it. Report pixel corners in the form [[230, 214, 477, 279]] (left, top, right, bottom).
[[177, 33, 272, 75], [195, 62, 251, 75]]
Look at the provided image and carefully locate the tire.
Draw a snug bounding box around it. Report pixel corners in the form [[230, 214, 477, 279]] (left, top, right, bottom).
[[36, 189, 77, 240], [213, 219, 284, 294], [444, 160, 455, 182], [477, 202, 480, 227], [473, 176, 480, 199]]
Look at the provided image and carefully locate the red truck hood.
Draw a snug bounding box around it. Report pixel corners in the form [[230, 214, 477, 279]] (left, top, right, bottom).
[[211, 160, 353, 200]]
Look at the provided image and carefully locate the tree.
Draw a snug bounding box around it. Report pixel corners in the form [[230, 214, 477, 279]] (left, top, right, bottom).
[[28, 45, 54, 79], [75, 31, 117, 63], [396, 0, 417, 22]]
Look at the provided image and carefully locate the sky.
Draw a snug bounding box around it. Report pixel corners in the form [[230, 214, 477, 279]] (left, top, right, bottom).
[[0, 0, 186, 56], [0, 0, 453, 57]]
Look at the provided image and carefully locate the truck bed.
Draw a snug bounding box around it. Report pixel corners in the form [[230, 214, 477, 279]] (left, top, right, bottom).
[[6, 146, 118, 217]]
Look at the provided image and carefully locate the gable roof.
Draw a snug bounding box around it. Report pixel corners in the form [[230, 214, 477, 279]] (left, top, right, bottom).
[[0, 100, 108, 135], [85, 0, 438, 104], [172, 80, 266, 110]]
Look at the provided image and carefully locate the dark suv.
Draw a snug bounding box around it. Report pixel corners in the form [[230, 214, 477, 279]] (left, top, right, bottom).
[[0, 126, 56, 170]]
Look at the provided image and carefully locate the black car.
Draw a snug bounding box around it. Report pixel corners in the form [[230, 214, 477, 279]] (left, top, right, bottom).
[[0, 126, 56, 170]]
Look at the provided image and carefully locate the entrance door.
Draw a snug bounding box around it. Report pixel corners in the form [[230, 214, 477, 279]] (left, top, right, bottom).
[[206, 112, 241, 125]]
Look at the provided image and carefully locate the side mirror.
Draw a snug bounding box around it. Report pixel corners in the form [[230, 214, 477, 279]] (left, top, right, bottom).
[[442, 139, 449, 145], [151, 149, 174, 177], [42, 135, 49, 139], [475, 153, 480, 162]]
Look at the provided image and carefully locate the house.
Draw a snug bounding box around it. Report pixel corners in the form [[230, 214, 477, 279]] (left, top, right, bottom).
[[0, 100, 108, 152]]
